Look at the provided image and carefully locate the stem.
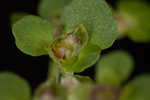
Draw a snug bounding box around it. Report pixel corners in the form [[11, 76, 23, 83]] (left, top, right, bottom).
[[48, 60, 60, 83]]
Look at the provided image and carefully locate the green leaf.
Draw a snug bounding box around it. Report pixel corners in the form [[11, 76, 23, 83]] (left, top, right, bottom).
[[120, 74, 150, 100], [117, 1, 150, 42], [61, 0, 117, 49], [12, 15, 56, 56], [96, 50, 134, 85], [10, 12, 29, 25], [69, 83, 120, 100], [0, 72, 31, 100], [88, 85, 120, 100], [68, 83, 93, 100], [72, 43, 101, 72], [38, 0, 71, 19], [33, 79, 67, 100]]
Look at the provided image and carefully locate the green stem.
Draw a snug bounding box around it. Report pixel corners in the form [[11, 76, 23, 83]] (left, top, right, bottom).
[[48, 60, 60, 83]]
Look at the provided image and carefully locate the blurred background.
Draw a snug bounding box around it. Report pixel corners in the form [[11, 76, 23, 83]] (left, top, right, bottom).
[[2, 0, 150, 91]]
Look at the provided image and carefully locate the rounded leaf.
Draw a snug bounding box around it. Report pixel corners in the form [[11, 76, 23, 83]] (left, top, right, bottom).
[[72, 43, 101, 72], [120, 74, 150, 100], [0, 72, 31, 100], [12, 15, 56, 56], [117, 1, 150, 42], [69, 83, 120, 100], [96, 50, 134, 85], [68, 83, 93, 100], [33, 80, 67, 100], [62, 0, 117, 49]]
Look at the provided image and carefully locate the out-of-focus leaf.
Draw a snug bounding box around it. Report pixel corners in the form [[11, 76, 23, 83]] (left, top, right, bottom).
[[69, 83, 120, 100], [120, 74, 150, 100], [0, 72, 31, 100], [61, 75, 79, 93], [96, 50, 134, 85], [12, 15, 56, 56], [33, 80, 67, 100], [68, 83, 93, 100], [38, 0, 71, 19], [61, 74, 93, 93], [62, 0, 117, 49], [117, 1, 150, 42]]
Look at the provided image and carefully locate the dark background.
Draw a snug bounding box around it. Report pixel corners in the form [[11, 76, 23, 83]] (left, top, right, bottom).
[[1, 0, 150, 92]]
